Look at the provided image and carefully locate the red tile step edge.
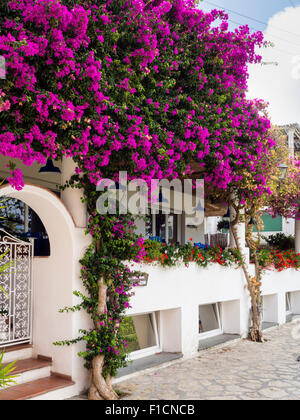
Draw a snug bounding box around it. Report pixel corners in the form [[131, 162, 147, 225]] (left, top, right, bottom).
[[0, 377, 75, 400]]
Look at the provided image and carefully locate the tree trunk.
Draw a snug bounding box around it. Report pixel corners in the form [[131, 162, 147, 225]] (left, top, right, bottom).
[[89, 356, 118, 400], [88, 278, 119, 400], [249, 244, 264, 343], [231, 221, 264, 343]]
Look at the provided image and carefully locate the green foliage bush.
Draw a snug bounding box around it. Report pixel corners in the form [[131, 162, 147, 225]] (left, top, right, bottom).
[[217, 220, 230, 232], [263, 233, 295, 251]]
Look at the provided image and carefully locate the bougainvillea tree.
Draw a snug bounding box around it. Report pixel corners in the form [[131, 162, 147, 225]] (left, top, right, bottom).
[[0, 0, 274, 398], [212, 127, 300, 342], [234, 129, 293, 342]]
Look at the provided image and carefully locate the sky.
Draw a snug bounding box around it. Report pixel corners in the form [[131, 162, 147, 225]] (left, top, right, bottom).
[[200, 0, 300, 126]]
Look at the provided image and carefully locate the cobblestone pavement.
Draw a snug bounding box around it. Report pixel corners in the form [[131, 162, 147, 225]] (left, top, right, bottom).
[[116, 323, 300, 400]]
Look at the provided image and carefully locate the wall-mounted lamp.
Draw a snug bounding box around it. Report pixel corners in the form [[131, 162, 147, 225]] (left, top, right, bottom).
[[224, 207, 230, 218], [39, 159, 61, 174]]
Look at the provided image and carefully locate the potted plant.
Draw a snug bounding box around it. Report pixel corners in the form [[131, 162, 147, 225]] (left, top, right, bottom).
[[217, 219, 230, 233]]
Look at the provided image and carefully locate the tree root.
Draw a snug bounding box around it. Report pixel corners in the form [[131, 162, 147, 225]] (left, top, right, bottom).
[[89, 356, 119, 400]]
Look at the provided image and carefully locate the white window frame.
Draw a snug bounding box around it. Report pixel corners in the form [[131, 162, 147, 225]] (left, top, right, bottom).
[[198, 303, 223, 340], [128, 312, 161, 361], [286, 292, 293, 316], [150, 213, 178, 244]]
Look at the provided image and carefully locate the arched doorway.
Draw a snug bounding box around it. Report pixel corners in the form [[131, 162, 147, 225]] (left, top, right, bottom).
[[0, 196, 53, 347], [0, 183, 91, 386]]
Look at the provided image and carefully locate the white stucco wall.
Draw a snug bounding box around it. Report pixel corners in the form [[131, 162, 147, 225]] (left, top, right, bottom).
[[127, 262, 300, 358], [205, 216, 222, 235], [127, 263, 248, 357], [0, 156, 61, 192]]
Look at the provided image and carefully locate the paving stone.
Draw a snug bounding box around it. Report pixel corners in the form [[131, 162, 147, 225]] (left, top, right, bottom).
[[116, 323, 300, 400]]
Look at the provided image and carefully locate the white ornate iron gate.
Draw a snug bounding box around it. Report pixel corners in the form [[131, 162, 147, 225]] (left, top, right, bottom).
[[0, 229, 33, 347]]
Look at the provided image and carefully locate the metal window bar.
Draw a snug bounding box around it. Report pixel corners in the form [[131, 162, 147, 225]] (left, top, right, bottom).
[[286, 292, 292, 315], [209, 233, 229, 248]]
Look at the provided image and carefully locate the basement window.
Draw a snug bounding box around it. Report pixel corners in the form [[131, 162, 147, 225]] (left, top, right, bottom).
[[286, 292, 292, 316], [120, 312, 160, 359], [146, 213, 178, 244], [0, 197, 50, 257], [199, 303, 222, 339]]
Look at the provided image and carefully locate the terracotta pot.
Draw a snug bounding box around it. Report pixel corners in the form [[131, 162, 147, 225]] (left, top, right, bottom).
[[0, 313, 8, 325]]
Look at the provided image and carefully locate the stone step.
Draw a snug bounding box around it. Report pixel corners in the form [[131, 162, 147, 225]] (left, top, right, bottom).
[[2, 358, 52, 385], [1, 344, 33, 364], [0, 376, 76, 400]]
